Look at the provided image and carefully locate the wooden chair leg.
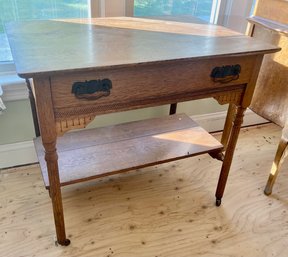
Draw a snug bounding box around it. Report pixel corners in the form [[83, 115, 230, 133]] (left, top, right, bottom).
[[264, 125, 288, 195]]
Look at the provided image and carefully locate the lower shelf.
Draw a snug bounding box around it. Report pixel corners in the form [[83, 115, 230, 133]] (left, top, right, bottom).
[[34, 113, 223, 188]]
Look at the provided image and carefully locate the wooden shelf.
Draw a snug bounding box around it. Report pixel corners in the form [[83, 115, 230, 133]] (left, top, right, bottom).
[[34, 114, 223, 188]]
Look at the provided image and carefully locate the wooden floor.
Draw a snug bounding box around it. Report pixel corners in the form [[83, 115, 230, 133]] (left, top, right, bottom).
[[1, 123, 288, 257]]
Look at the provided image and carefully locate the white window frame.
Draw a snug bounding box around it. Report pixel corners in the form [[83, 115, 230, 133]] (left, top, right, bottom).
[[217, 0, 255, 33]]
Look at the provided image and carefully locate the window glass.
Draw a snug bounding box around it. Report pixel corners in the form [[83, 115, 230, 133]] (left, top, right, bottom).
[[0, 0, 89, 63], [134, 0, 214, 22]]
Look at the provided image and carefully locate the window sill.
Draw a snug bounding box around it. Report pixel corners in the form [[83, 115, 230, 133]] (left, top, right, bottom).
[[0, 72, 28, 101]]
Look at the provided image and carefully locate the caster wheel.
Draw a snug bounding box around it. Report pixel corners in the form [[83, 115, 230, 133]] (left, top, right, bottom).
[[57, 239, 71, 246], [215, 198, 221, 207]]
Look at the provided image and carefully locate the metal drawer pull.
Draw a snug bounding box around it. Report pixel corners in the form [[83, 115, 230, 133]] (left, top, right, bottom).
[[210, 64, 241, 83], [71, 79, 112, 100]]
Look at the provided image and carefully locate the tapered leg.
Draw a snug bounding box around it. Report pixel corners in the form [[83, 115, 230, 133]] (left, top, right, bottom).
[[215, 106, 246, 206], [264, 125, 288, 195], [214, 54, 264, 205], [44, 141, 70, 246]]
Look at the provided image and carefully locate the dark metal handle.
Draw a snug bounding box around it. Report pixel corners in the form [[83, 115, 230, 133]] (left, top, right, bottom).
[[210, 64, 241, 83], [71, 79, 112, 100]]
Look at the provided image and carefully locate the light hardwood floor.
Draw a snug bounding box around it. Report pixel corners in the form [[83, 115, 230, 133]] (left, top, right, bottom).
[[1, 123, 287, 257]]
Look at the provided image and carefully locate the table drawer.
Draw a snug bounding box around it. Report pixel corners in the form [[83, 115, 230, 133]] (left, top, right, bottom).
[[50, 56, 255, 119]]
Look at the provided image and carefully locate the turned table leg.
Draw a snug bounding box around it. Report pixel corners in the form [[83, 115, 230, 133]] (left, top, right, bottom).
[[214, 55, 264, 206], [33, 77, 70, 246], [264, 124, 288, 195], [215, 105, 246, 206]]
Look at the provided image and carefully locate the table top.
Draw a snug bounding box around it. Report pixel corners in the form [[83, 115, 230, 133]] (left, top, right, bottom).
[[5, 17, 280, 78]]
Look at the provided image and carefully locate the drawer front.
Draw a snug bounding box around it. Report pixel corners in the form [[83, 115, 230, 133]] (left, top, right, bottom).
[[51, 56, 255, 119]]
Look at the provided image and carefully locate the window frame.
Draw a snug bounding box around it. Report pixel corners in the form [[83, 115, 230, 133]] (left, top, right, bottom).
[[217, 0, 255, 32]]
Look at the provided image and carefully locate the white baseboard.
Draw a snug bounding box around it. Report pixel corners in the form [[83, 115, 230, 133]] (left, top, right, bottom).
[[0, 141, 38, 169], [0, 110, 268, 169], [191, 109, 268, 132], [0, 73, 28, 101]]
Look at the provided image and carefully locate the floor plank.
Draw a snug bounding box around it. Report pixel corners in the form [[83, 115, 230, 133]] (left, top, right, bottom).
[[0, 123, 287, 257]]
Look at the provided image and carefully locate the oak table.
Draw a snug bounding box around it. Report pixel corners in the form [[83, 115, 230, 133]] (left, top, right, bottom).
[[6, 17, 280, 246]]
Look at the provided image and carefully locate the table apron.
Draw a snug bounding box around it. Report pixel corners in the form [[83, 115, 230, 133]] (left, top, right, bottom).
[[48, 55, 255, 120]]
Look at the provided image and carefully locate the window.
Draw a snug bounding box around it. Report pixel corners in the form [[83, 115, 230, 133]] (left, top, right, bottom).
[[134, 0, 217, 23], [0, 0, 89, 63]]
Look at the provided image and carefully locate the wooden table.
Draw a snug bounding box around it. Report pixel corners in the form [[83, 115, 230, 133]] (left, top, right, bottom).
[[6, 17, 280, 246]]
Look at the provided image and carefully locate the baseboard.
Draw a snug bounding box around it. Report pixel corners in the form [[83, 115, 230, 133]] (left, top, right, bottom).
[[0, 141, 38, 169], [191, 109, 268, 132], [0, 73, 28, 101], [0, 110, 268, 169]]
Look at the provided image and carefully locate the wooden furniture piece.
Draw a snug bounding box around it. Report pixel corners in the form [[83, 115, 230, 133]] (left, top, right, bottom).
[[247, 0, 288, 195], [6, 17, 279, 246], [141, 16, 208, 116]]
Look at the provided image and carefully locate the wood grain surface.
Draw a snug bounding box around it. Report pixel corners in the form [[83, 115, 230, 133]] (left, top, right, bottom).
[[4, 15, 282, 247], [1, 123, 288, 257], [254, 0, 288, 25], [34, 114, 223, 188], [249, 15, 288, 128], [5, 17, 279, 78], [50, 56, 250, 120]]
